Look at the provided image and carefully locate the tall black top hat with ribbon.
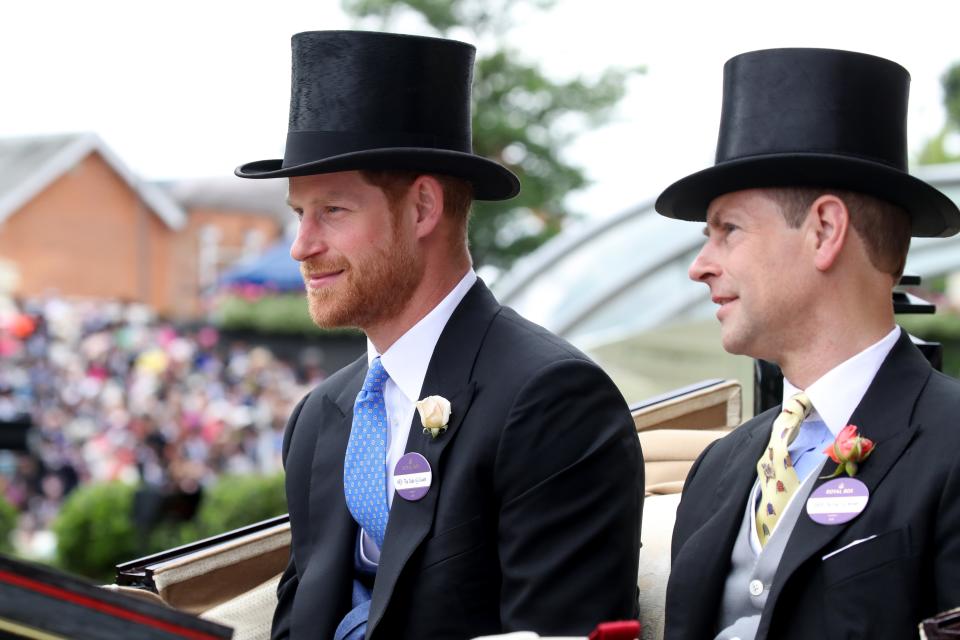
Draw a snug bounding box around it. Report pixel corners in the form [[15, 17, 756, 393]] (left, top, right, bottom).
[[236, 30, 520, 201], [655, 48, 960, 237]]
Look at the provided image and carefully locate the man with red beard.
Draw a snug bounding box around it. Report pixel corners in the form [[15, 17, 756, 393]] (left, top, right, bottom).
[[235, 31, 642, 640]]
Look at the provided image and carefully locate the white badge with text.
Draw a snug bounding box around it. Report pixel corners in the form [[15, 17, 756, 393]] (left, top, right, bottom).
[[394, 452, 432, 501], [806, 478, 869, 525]]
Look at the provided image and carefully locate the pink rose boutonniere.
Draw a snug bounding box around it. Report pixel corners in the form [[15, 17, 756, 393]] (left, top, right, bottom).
[[822, 424, 875, 479]]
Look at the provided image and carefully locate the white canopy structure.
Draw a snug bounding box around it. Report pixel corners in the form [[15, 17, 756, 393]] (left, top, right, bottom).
[[496, 162, 960, 350]]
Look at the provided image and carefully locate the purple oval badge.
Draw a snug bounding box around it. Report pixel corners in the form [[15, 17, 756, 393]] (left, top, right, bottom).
[[394, 452, 432, 501], [806, 478, 869, 525]]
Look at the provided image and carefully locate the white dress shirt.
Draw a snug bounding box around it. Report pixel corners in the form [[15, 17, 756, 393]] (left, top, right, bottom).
[[359, 269, 477, 563], [784, 325, 902, 440], [748, 325, 901, 553]]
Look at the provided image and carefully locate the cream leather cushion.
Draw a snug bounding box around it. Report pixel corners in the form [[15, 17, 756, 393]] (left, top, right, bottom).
[[636, 492, 681, 640], [640, 429, 727, 496], [201, 574, 280, 640]]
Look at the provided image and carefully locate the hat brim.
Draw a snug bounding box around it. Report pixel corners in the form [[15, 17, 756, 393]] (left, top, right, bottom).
[[655, 153, 960, 238], [235, 147, 520, 201]]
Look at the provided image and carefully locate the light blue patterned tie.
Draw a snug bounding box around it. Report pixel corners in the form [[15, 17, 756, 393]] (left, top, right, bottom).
[[344, 357, 391, 549]]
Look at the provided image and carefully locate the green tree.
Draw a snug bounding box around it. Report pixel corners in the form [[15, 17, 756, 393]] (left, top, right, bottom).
[[343, 0, 641, 271], [918, 63, 960, 165]]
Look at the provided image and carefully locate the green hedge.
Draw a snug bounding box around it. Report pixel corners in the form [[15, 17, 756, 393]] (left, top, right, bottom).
[[900, 312, 960, 378], [214, 293, 359, 336], [0, 494, 16, 554], [52, 482, 140, 582], [192, 473, 287, 539], [52, 475, 287, 582]]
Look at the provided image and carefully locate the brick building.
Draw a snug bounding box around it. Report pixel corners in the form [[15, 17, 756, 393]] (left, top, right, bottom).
[[0, 133, 284, 318]]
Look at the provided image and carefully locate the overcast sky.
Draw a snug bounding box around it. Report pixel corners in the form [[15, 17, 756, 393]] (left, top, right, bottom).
[[2, 0, 959, 219]]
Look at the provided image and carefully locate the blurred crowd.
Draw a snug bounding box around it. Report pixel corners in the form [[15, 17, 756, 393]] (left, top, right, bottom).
[[0, 296, 318, 555]]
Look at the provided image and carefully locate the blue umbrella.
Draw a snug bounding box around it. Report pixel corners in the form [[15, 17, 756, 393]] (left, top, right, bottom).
[[219, 238, 304, 291]]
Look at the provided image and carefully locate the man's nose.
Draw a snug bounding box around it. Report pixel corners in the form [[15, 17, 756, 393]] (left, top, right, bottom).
[[688, 242, 718, 283], [290, 216, 327, 262]]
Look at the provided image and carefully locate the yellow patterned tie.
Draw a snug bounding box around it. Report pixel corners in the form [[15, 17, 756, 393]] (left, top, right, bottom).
[[756, 392, 812, 547]]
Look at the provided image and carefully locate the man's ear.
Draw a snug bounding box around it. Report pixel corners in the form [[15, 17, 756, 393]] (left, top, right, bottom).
[[410, 175, 445, 240], [808, 194, 850, 272]]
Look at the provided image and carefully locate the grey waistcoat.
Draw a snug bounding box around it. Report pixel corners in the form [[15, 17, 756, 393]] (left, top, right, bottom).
[[714, 460, 825, 640]]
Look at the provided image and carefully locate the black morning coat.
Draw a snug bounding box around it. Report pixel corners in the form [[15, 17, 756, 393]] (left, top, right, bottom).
[[272, 280, 643, 639], [666, 331, 960, 640]]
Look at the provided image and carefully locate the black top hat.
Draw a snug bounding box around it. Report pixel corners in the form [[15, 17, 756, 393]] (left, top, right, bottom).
[[235, 31, 520, 201], [656, 48, 960, 237]]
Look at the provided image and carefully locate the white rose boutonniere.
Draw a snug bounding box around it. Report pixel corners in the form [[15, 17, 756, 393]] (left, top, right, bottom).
[[417, 395, 451, 439]]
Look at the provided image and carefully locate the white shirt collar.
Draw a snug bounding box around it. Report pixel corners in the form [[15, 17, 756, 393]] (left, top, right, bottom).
[[367, 270, 477, 403], [782, 325, 901, 437]]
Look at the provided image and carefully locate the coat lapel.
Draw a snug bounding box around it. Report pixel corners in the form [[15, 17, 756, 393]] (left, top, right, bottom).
[[669, 410, 775, 638], [288, 358, 365, 638], [308, 360, 365, 545], [758, 332, 931, 636], [367, 281, 500, 634]]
